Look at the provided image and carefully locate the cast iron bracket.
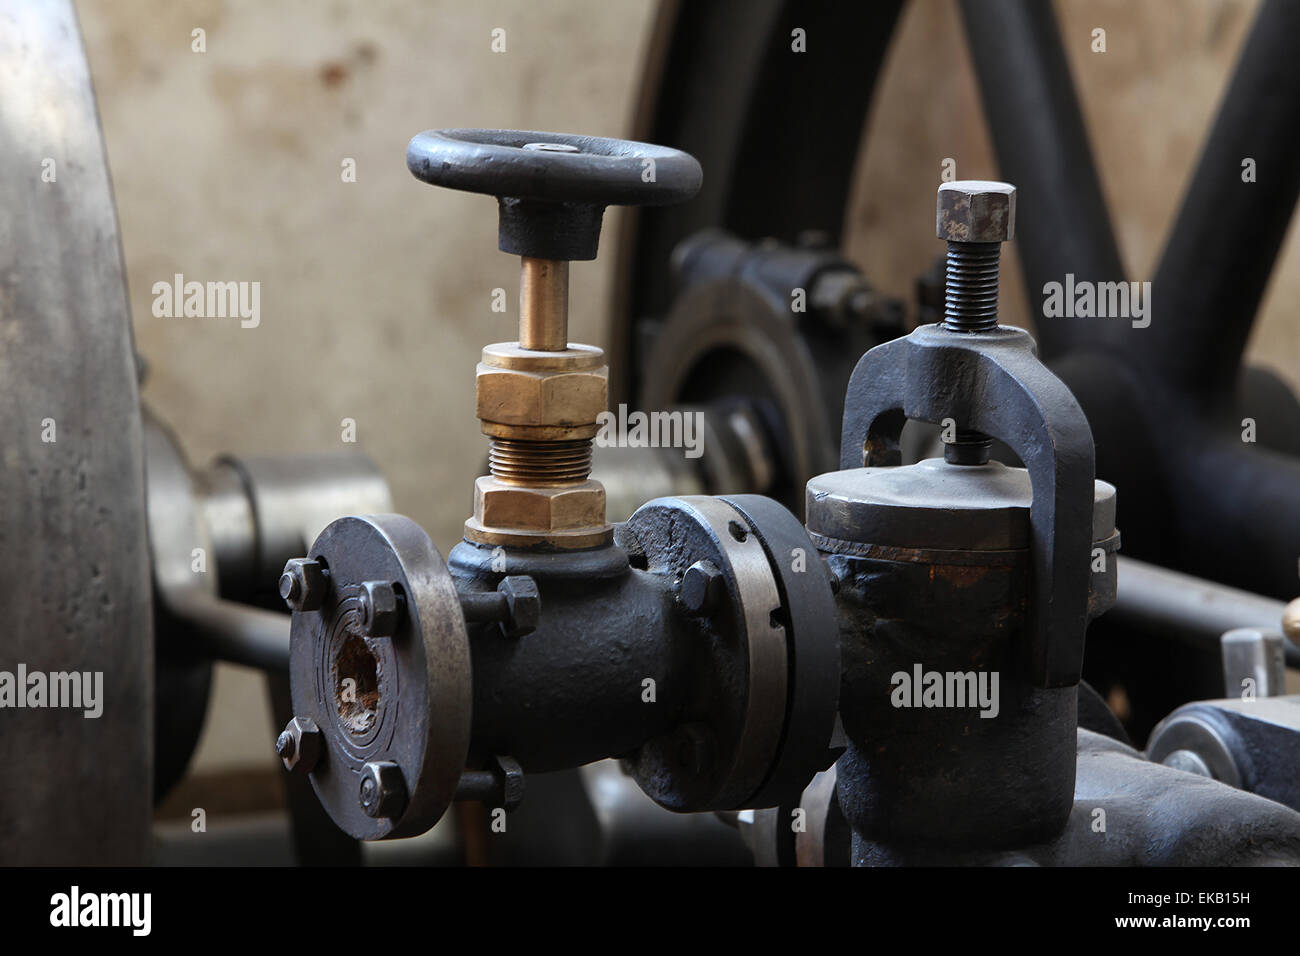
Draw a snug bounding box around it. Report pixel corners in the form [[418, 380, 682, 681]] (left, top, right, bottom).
[[838, 324, 1096, 687]]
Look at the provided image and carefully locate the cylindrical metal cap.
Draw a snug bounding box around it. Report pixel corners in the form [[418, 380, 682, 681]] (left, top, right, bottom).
[[806, 458, 1116, 553]]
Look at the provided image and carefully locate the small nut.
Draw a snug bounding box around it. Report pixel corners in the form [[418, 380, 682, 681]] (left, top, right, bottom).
[[280, 557, 327, 612], [497, 575, 540, 637], [358, 761, 408, 819], [491, 754, 526, 812], [476, 364, 608, 429], [358, 580, 401, 637], [937, 181, 1016, 243], [277, 716, 323, 775]]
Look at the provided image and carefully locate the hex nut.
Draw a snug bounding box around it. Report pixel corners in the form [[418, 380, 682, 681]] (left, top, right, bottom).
[[497, 575, 540, 637], [277, 716, 323, 775], [358, 580, 401, 637], [358, 761, 408, 819], [936, 181, 1016, 243], [476, 364, 608, 428], [475, 476, 606, 533], [491, 755, 526, 812], [280, 557, 327, 612], [680, 560, 725, 614]]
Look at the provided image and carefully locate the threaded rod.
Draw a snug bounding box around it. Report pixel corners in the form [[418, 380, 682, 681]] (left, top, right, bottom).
[[943, 241, 1001, 332]]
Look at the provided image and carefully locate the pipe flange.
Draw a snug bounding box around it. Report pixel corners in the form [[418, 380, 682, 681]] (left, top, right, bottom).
[[288, 515, 472, 840], [620, 495, 839, 810]]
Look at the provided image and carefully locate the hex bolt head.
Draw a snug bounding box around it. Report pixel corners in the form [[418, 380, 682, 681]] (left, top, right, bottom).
[[277, 716, 323, 775], [497, 575, 540, 637], [280, 558, 327, 612], [680, 560, 724, 614], [358, 761, 408, 819], [936, 181, 1016, 243], [357, 581, 401, 637]]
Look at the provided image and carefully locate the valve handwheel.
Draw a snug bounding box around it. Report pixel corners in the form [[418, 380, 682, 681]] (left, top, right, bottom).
[[407, 128, 702, 550], [406, 128, 703, 260]]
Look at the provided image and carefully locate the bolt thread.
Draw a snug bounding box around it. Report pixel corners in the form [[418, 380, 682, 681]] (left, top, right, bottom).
[[488, 437, 592, 485], [943, 241, 1002, 332]]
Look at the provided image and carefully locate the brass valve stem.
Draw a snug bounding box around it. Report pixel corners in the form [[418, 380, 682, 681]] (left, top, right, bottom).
[[468, 254, 610, 549], [519, 257, 569, 351]]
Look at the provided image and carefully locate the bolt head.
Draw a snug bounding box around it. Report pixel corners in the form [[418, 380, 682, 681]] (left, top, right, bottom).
[[497, 575, 540, 637], [358, 761, 408, 819], [681, 560, 724, 614], [278, 716, 322, 775], [281, 558, 327, 612], [937, 181, 1016, 243], [358, 581, 401, 637]]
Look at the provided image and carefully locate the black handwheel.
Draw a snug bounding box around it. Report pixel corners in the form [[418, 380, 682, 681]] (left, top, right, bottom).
[[406, 128, 702, 260]]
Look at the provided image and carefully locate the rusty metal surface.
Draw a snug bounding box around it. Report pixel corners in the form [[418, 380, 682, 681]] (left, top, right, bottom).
[[0, 0, 152, 864]]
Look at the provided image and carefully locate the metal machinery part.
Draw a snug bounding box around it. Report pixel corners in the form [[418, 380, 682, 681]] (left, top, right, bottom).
[[0, 0, 154, 865], [144, 409, 393, 797], [617, 0, 1300, 719], [812, 182, 1118, 854], [281, 129, 842, 840], [1147, 697, 1300, 814], [1, 0, 401, 862]]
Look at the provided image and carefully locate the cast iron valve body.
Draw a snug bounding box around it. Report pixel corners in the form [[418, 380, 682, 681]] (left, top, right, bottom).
[[815, 181, 1120, 857], [276, 130, 843, 842]]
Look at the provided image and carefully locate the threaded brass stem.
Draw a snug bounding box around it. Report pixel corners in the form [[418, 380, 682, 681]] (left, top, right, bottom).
[[488, 437, 592, 484]]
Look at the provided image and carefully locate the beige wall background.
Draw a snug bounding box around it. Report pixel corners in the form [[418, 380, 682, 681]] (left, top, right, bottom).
[[73, 0, 1300, 773]]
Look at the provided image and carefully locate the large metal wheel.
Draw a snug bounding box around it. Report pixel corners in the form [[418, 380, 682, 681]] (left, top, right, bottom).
[[0, 0, 154, 864]]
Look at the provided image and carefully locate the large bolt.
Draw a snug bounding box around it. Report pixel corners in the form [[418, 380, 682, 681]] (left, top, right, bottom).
[[681, 560, 725, 615], [277, 716, 323, 775], [358, 761, 408, 819], [357, 580, 402, 637], [936, 181, 1016, 333], [280, 557, 327, 612]]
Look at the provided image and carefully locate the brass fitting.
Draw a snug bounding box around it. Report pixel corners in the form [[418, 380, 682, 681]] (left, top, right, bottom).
[[466, 256, 612, 549]]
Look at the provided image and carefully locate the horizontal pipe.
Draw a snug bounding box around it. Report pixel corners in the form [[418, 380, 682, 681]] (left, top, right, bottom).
[[1112, 556, 1299, 668], [167, 590, 291, 673]]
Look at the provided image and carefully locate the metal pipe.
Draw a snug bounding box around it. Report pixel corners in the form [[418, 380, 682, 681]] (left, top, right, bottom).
[[1112, 556, 1300, 669], [167, 590, 291, 673], [519, 257, 568, 350]]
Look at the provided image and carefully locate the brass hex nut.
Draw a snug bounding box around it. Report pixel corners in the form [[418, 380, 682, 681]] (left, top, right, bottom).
[[475, 476, 606, 532], [476, 364, 608, 429]]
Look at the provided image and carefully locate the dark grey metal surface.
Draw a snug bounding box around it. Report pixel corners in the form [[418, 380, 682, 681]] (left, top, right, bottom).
[[839, 324, 1096, 688], [0, 0, 153, 864], [289, 515, 472, 840], [851, 729, 1300, 865]]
